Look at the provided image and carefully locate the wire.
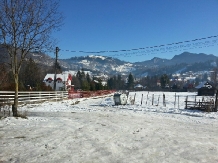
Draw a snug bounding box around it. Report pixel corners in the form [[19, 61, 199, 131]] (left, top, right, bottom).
[[58, 35, 218, 54], [40, 35, 218, 59]]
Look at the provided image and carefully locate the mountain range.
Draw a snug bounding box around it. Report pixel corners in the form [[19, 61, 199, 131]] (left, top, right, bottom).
[[1, 49, 218, 77]]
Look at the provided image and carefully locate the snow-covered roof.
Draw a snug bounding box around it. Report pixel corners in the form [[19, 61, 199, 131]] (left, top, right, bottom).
[[195, 82, 205, 89], [44, 73, 70, 81], [195, 81, 214, 89], [134, 84, 143, 88]]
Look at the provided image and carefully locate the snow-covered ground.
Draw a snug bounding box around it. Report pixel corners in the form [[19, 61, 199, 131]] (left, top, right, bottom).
[[1, 91, 218, 163]]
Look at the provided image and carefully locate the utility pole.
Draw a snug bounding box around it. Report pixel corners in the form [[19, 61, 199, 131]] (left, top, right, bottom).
[[53, 47, 59, 90]]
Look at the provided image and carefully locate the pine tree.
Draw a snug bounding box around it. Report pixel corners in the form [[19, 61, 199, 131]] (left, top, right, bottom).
[[160, 74, 169, 88], [127, 73, 134, 90], [117, 74, 124, 90], [107, 77, 113, 90], [90, 81, 96, 91], [81, 68, 86, 81], [81, 80, 90, 91], [95, 79, 104, 90], [72, 76, 81, 90], [86, 73, 91, 83]]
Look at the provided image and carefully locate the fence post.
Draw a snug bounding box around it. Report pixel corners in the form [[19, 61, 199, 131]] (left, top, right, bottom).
[[163, 93, 166, 107], [156, 95, 160, 106], [146, 92, 149, 105], [141, 94, 143, 105], [39, 92, 41, 102], [29, 92, 31, 103], [178, 95, 179, 109], [194, 96, 196, 108], [199, 99, 200, 107], [133, 93, 136, 105], [152, 94, 154, 105]]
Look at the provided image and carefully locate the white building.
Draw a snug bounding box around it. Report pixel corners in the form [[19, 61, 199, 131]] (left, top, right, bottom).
[[44, 72, 72, 91]]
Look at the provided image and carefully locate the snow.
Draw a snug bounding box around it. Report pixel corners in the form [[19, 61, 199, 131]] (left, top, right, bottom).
[[78, 59, 90, 66], [112, 63, 135, 72], [44, 73, 69, 81], [89, 55, 106, 60], [1, 91, 218, 162]]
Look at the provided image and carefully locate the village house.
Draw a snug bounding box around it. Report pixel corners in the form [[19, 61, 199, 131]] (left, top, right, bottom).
[[195, 81, 216, 96], [44, 72, 72, 91], [134, 84, 144, 90], [44, 70, 94, 91]]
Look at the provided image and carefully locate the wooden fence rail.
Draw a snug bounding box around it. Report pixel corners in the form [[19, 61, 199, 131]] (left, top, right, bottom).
[[0, 91, 68, 106], [184, 95, 216, 112]]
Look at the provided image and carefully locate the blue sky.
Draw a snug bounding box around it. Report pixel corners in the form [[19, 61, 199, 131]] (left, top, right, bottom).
[[52, 0, 218, 62]]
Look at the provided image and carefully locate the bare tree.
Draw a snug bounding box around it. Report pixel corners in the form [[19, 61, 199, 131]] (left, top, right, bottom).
[[0, 0, 62, 116]]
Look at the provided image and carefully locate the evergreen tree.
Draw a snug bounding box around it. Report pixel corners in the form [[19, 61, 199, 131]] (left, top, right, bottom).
[[90, 81, 96, 91], [113, 75, 118, 89], [86, 73, 91, 83], [75, 69, 89, 90], [107, 77, 114, 90], [117, 74, 124, 90], [160, 74, 169, 88], [81, 68, 86, 81], [107, 75, 123, 90], [72, 76, 81, 90], [76, 70, 82, 88], [76, 70, 82, 80], [95, 78, 103, 90], [127, 73, 134, 90], [81, 80, 90, 91]]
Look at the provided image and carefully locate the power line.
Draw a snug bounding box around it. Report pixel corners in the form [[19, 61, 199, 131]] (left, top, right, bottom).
[[113, 39, 218, 58], [58, 35, 218, 54], [39, 35, 218, 59]]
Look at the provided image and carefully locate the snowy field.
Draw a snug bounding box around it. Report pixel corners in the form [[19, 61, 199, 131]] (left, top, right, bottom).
[[1, 91, 218, 163]]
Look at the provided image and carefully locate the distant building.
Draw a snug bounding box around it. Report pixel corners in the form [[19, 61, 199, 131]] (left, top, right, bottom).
[[44, 72, 72, 91], [157, 80, 161, 87], [195, 81, 216, 96], [134, 84, 143, 90]]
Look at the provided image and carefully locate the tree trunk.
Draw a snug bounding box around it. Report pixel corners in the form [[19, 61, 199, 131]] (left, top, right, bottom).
[[12, 74, 19, 117]]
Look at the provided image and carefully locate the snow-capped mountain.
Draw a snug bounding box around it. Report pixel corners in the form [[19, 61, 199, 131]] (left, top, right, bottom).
[[59, 55, 136, 75], [1, 48, 218, 77], [58, 52, 218, 76]]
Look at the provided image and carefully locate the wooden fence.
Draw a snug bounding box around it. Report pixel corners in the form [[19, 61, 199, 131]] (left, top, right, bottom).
[[0, 90, 115, 117], [0, 91, 68, 106], [184, 95, 217, 112], [0, 90, 115, 106]]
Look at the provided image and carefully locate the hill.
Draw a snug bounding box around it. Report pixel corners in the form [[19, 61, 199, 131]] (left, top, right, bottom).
[[1, 48, 218, 77]]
